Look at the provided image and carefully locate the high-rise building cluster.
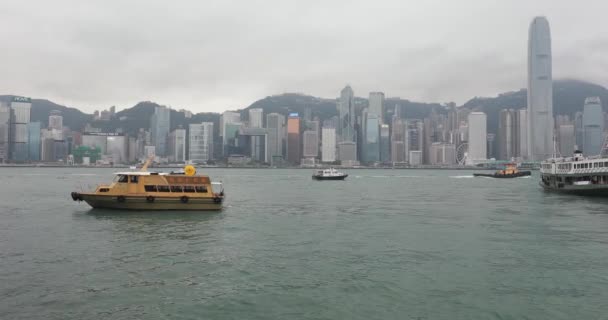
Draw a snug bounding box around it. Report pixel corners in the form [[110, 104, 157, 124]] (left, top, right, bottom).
[[1, 17, 602, 166]]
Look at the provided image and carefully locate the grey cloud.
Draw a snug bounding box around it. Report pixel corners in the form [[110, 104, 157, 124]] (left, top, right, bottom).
[[1, 0, 607, 113]]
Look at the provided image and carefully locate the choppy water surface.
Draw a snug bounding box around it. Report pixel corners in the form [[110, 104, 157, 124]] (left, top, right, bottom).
[[1, 168, 608, 319]]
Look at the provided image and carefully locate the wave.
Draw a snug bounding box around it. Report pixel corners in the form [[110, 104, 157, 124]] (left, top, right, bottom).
[[449, 175, 474, 179]]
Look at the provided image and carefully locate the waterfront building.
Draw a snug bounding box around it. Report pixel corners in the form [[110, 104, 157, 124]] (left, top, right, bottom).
[[106, 135, 128, 164], [498, 109, 522, 160], [302, 131, 319, 159], [27, 122, 41, 161], [518, 109, 528, 159], [583, 97, 604, 156], [368, 92, 385, 124], [409, 150, 423, 166], [150, 106, 170, 156], [249, 108, 264, 161], [321, 126, 336, 162], [558, 124, 575, 157], [338, 85, 355, 142], [287, 113, 301, 164], [82, 134, 108, 155], [221, 111, 241, 156], [391, 118, 406, 163], [429, 143, 456, 165], [189, 122, 214, 163], [380, 124, 390, 163], [338, 141, 357, 163], [527, 16, 554, 161], [363, 114, 380, 163], [467, 112, 487, 164], [48, 110, 63, 130], [405, 119, 424, 164], [168, 128, 186, 163], [266, 113, 285, 165], [0, 104, 10, 162], [10, 96, 32, 162]]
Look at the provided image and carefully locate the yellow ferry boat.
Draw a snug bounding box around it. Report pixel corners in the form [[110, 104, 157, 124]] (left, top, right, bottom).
[[70, 162, 224, 210]]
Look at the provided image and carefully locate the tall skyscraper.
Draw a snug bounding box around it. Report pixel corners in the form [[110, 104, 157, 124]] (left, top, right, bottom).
[[363, 114, 380, 163], [368, 92, 385, 124], [168, 128, 186, 163], [0, 104, 10, 163], [405, 119, 424, 164], [150, 106, 170, 157], [498, 109, 519, 160], [302, 131, 318, 159], [287, 113, 301, 164], [221, 111, 241, 156], [266, 113, 286, 165], [189, 122, 214, 163], [557, 124, 575, 157], [467, 112, 487, 164], [249, 108, 263, 128], [9, 96, 32, 162], [391, 118, 406, 163], [248, 108, 264, 161], [527, 16, 554, 161], [321, 126, 336, 162], [518, 109, 528, 159], [302, 120, 319, 160], [338, 85, 355, 142], [379, 124, 390, 163], [582, 97, 604, 156], [27, 122, 41, 161], [48, 110, 63, 130]]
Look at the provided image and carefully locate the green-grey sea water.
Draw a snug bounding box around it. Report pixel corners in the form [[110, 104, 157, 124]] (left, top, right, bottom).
[[1, 168, 608, 319]]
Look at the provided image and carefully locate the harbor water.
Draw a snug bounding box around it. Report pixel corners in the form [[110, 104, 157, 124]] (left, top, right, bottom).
[[1, 168, 608, 319]]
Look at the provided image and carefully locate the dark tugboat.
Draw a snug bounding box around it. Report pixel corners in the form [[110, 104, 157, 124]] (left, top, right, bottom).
[[312, 168, 348, 181], [474, 164, 531, 178]]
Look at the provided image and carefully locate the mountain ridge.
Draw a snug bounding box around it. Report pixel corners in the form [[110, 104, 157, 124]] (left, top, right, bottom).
[[1, 79, 606, 137]]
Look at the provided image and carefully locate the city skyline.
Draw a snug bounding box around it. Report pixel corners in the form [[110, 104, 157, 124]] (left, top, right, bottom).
[[1, 1, 607, 113]]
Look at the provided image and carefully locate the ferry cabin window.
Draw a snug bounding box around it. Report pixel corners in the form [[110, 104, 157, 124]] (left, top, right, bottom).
[[116, 175, 128, 183], [195, 186, 208, 193], [171, 186, 183, 192], [130, 175, 138, 183], [157, 185, 170, 192], [183, 186, 195, 193], [144, 185, 157, 192]]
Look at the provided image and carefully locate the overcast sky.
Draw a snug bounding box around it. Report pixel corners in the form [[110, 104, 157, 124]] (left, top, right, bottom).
[[1, 0, 606, 113]]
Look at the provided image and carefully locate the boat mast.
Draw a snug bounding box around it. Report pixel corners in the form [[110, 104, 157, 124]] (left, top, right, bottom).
[[600, 132, 608, 158], [140, 157, 153, 172]]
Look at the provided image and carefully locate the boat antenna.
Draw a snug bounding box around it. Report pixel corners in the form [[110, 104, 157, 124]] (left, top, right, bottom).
[[552, 130, 558, 159]]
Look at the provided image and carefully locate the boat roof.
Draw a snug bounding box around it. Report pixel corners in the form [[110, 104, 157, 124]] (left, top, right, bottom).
[[113, 171, 210, 177], [114, 171, 167, 175]]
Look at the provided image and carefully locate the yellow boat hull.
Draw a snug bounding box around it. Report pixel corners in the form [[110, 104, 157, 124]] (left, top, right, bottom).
[[74, 193, 223, 211]]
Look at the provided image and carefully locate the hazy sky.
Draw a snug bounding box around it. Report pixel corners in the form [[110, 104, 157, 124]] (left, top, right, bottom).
[[1, 0, 607, 113]]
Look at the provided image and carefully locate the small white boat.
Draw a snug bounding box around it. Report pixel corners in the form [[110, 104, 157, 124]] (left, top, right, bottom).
[[312, 168, 348, 181]]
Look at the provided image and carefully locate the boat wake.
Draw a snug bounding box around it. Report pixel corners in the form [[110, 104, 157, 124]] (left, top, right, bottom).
[[449, 175, 474, 179]]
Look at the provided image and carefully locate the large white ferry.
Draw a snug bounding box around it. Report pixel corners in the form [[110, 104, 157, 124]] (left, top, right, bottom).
[[540, 150, 608, 195]]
